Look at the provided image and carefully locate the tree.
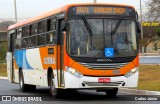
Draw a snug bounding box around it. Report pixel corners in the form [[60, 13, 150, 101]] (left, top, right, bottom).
[[0, 42, 7, 61], [0, 20, 14, 62], [156, 27, 160, 37], [139, 0, 160, 53], [146, 0, 160, 21], [0, 20, 15, 31]]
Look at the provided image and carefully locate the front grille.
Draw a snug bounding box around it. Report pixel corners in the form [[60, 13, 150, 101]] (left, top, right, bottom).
[[79, 62, 128, 70], [84, 81, 124, 87]]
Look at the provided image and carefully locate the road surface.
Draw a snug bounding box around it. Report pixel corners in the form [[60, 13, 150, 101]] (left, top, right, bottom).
[[140, 56, 160, 64], [0, 79, 159, 104]]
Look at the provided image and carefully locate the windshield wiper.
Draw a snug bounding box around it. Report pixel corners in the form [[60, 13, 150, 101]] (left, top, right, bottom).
[[81, 16, 93, 47], [110, 16, 124, 54], [111, 16, 124, 36]]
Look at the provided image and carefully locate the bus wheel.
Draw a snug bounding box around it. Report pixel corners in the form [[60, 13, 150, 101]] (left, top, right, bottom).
[[19, 70, 29, 92], [50, 73, 61, 98], [105, 88, 118, 97]]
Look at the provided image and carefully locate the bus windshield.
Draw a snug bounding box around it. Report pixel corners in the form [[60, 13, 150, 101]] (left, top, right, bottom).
[[67, 19, 138, 58]]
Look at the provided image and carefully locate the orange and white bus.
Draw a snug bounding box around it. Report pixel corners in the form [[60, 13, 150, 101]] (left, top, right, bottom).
[[7, 4, 141, 97]]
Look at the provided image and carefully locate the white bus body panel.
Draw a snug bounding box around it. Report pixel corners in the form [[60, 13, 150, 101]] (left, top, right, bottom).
[[64, 68, 139, 89], [6, 52, 13, 82]]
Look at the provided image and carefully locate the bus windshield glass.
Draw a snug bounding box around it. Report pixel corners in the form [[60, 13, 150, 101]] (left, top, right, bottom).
[[67, 19, 137, 58]]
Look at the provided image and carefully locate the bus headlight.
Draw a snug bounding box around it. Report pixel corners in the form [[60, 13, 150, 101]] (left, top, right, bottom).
[[66, 67, 83, 78], [125, 68, 138, 78]]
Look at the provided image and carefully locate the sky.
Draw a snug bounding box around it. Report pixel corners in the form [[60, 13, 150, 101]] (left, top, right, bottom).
[[0, 0, 149, 22]]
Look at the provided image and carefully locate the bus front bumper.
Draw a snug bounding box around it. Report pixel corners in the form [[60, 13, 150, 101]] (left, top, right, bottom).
[[64, 69, 139, 89]]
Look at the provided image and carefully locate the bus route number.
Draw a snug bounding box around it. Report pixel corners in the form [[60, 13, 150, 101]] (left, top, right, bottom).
[[76, 7, 89, 13], [44, 57, 56, 64]]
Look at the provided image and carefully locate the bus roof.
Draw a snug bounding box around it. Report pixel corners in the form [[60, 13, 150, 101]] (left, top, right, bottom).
[[8, 3, 135, 30]]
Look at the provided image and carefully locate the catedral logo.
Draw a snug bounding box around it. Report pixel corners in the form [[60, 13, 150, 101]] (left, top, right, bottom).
[[142, 22, 160, 27]]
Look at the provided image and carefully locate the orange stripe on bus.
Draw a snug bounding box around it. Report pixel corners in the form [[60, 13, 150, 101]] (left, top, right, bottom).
[[67, 56, 138, 77]]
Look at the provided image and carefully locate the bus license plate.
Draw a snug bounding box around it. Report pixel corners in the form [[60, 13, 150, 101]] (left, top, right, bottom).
[[98, 78, 110, 83]]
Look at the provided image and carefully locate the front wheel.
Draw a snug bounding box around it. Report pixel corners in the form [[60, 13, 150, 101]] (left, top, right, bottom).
[[105, 88, 118, 97], [49, 73, 62, 98]]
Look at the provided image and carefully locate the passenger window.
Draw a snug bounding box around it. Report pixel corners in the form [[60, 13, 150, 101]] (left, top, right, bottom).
[[47, 19, 51, 31], [37, 34, 45, 46], [30, 24, 37, 35], [22, 26, 29, 37], [15, 39, 21, 49], [51, 18, 56, 30], [38, 21, 46, 33], [21, 38, 28, 48], [17, 28, 22, 39], [29, 36, 36, 47], [15, 28, 22, 49], [46, 32, 56, 45]]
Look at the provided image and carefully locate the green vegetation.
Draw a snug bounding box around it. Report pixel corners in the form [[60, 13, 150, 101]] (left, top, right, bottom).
[[156, 27, 160, 37], [0, 64, 7, 77], [0, 42, 7, 61], [138, 65, 160, 91]]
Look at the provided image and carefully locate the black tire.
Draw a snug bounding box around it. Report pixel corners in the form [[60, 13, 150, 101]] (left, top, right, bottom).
[[49, 73, 62, 98], [19, 70, 28, 92], [19, 70, 36, 92], [28, 85, 36, 92], [105, 88, 118, 97]]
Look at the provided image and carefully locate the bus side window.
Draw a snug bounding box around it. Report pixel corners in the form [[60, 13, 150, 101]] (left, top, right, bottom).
[[38, 20, 46, 33], [15, 28, 22, 49], [51, 17, 56, 30], [29, 36, 36, 47], [46, 17, 56, 45], [30, 23, 37, 35], [47, 17, 56, 31], [46, 32, 56, 45], [47, 19, 51, 31], [37, 34, 45, 46], [22, 26, 29, 37], [21, 38, 28, 48]]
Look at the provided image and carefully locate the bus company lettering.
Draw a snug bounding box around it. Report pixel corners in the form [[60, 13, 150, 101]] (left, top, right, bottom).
[[97, 59, 113, 62], [44, 57, 56, 64]]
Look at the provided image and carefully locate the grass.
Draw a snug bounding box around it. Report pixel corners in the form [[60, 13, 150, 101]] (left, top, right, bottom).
[[138, 65, 160, 91], [0, 64, 7, 77], [0, 64, 160, 91]]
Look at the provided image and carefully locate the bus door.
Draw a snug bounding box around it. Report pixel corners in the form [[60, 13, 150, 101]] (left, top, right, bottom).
[[6, 30, 15, 83], [57, 19, 65, 87]]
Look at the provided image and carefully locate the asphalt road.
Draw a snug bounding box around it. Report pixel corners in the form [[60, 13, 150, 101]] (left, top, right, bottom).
[[140, 56, 160, 64], [0, 79, 159, 104]]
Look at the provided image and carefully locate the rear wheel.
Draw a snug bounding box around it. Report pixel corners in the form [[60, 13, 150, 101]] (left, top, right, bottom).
[[19, 70, 36, 92], [19, 70, 28, 92], [49, 73, 62, 98], [105, 88, 118, 97]]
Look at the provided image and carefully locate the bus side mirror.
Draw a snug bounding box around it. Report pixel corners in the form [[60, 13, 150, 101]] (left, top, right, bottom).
[[61, 21, 67, 31], [137, 22, 141, 34], [137, 22, 141, 41]]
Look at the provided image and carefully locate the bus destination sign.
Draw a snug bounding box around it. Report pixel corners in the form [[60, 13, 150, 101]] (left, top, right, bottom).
[[70, 6, 133, 16]]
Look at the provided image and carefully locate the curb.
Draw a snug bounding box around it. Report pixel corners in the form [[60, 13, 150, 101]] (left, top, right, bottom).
[[119, 88, 160, 95], [0, 76, 8, 80]]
